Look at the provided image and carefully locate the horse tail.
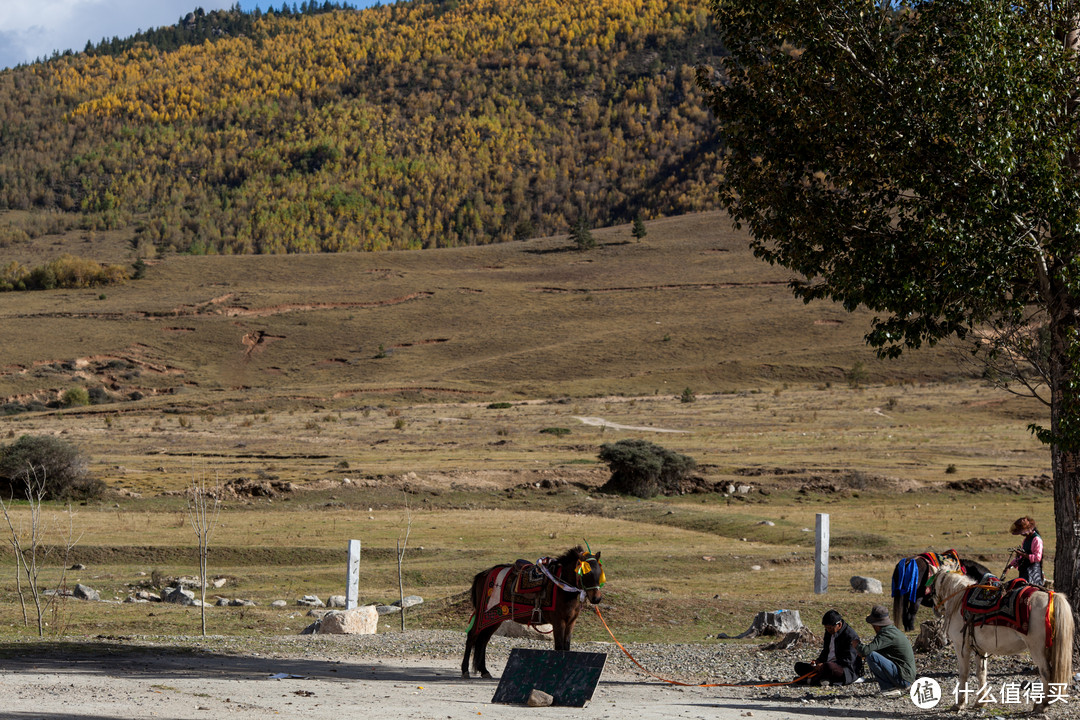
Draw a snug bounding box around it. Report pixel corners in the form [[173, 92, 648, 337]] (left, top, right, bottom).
[[1047, 592, 1075, 686], [466, 570, 487, 633]]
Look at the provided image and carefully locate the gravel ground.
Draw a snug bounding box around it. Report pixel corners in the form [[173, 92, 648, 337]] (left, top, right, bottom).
[[2, 630, 1077, 719]]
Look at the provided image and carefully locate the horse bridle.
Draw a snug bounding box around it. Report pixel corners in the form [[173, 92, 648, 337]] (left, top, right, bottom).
[[575, 555, 605, 592]]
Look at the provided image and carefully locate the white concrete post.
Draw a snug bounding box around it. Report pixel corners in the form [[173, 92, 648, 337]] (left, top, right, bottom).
[[346, 539, 362, 610], [814, 513, 829, 594]]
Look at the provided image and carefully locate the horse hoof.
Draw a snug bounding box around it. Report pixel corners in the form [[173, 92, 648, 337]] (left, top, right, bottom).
[[481, 672, 493, 680]]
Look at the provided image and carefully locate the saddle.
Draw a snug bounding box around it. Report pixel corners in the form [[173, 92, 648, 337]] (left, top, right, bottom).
[[961, 577, 1037, 633], [511, 559, 549, 596], [474, 559, 559, 633]]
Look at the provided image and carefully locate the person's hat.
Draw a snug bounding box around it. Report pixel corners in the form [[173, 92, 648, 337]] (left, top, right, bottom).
[[822, 610, 842, 626], [865, 605, 893, 626]]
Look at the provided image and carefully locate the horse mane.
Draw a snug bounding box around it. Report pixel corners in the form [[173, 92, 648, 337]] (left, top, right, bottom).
[[553, 545, 586, 567], [934, 569, 975, 605]]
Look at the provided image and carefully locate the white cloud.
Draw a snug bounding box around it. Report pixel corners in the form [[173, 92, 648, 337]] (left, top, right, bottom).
[[0, 1, 233, 70]]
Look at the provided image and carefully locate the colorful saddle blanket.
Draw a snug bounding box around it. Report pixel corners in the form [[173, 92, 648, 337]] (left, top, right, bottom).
[[961, 578, 1038, 633], [474, 560, 558, 633]]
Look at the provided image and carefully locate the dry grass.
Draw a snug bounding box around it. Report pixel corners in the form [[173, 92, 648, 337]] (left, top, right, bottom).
[[0, 212, 1056, 644]]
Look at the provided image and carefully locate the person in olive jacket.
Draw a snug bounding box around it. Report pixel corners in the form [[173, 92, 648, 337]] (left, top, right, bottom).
[[852, 605, 916, 696], [793, 610, 863, 685]]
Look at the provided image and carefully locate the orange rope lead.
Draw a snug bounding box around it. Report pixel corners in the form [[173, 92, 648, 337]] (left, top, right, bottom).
[[592, 605, 815, 688]]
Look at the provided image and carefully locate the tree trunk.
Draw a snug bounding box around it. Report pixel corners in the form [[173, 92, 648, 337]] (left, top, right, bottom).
[[1048, 296, 1080, 654]]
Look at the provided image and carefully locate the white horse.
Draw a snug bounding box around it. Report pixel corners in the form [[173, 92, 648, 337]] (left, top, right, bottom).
[[931, 571, 1074, 713]]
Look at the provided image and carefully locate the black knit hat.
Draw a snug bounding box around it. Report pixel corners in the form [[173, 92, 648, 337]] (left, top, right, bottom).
[[822, 610, 842, 626]]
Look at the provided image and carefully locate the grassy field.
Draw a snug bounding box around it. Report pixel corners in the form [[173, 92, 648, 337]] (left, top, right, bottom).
[[0, 212, 1056, 646]]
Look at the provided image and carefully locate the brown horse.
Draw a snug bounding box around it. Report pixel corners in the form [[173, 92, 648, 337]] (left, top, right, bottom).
[[461, 546, 605, 678]]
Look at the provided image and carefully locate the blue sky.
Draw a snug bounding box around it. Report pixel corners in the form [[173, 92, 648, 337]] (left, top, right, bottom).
[[0, 1, 380, 70]]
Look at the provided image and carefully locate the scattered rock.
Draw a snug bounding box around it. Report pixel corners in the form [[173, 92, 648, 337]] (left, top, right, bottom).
[[393, 595, 423, 609], [271, 600, 288, 608], [849, 576, 883, 594], [162, 587, 196, 605], [527, 689, 554, 707], [327, 595, 347, 608], [70, 563, 86, 570], [494, 621, 553, 639], [297, 595, 325, 607], [716, 609, 803, 639], [73, 584, 100, 601], [212, 578, 228, 588], [376, 605, 402, 615]]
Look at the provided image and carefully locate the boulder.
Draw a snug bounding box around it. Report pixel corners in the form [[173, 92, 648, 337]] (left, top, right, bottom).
[[393, 595, 424, 609], [297, 595, 325, 607], [73, 584, 100, 602], [850, 576, 884, 594], [271, 600, 288, 608], [375, 605, 401, 615], [317, 606, 379, 635], [327, 595, 347, 608], [162, 586, 196, 605]]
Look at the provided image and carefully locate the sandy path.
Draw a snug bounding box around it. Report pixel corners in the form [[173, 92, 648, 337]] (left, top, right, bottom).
[[0, 647, 868, 720], [573, 417, 689, 433]]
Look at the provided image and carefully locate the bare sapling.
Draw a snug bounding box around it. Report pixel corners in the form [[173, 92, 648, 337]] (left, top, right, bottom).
[[0, 464, 82, 636], [186, 470, 221, 636]]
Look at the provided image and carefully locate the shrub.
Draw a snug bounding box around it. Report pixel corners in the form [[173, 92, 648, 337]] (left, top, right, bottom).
[[632, 215, 647, 240], [539, 427, 571, 436], [487, 402, 512, 409], [598, 439, 697, 498], [680, 387, 696, 403], [0, 434, 103, 500], [62, 387, 90, 407]]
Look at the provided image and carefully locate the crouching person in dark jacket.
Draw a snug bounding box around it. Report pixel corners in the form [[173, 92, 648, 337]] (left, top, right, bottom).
[[793, 610, 863, 685]]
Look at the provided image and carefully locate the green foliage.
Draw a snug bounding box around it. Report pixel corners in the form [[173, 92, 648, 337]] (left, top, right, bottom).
[[570, 218, 596, 251], [679, 387, 695, 403], [62, 387, 91, 407], [0, 255, 129, 292], [598, 439, 697, 498], [632, 215, 647, 240], [539, 427, 571, 436], [0, 434, 103, 500]]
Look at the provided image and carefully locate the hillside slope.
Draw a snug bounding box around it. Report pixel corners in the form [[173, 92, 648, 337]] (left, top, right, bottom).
[[0, 212, 969, 415], [0, 0, 725, 255]]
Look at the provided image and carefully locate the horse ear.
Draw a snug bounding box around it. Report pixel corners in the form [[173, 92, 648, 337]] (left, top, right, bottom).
[[595, 551, 601, 560]]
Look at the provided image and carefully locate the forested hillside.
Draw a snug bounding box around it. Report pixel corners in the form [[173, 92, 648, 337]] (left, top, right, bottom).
[[0, 0, 725, 255]]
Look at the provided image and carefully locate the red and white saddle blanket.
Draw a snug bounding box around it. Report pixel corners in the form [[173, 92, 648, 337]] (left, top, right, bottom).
[[474, 559, 558, 633]]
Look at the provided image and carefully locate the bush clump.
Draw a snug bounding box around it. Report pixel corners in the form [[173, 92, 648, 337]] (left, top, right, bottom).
[[0, 435, 103, 500], [597, 439, 697, 498]]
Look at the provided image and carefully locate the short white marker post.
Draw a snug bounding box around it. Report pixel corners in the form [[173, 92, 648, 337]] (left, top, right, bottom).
[[814, 513, 829, 594], [346, 539, 362, 610]]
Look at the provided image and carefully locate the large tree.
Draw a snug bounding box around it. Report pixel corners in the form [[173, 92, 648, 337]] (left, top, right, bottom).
[[698, 0, 1080, 645]]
